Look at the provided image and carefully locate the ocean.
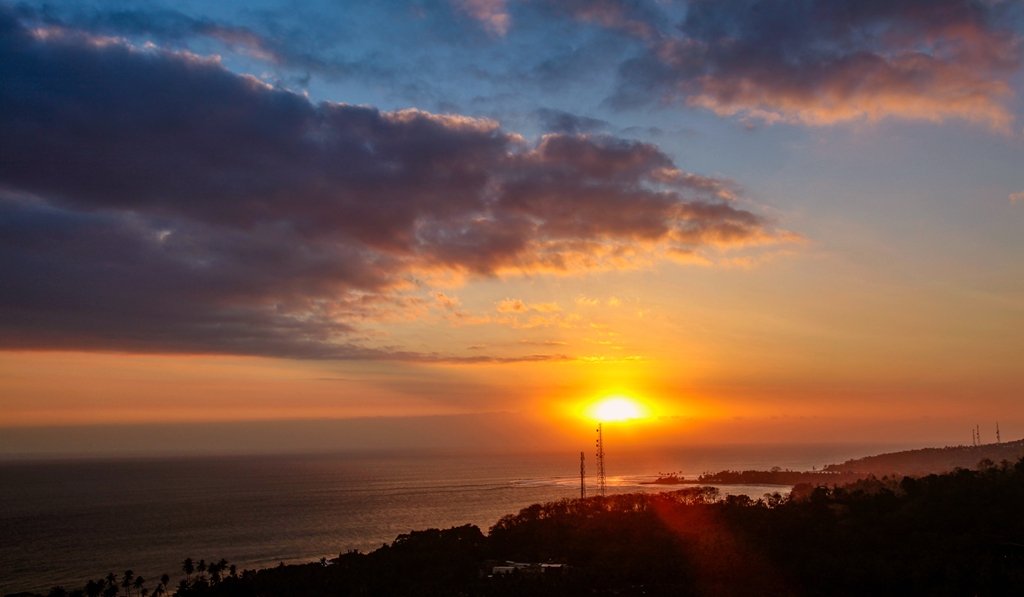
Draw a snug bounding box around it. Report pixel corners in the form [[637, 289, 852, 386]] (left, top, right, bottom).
[[0, 443, 903, 594]]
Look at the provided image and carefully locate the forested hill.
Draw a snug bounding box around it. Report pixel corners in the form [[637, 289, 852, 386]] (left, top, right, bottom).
[[824, 439, 1024, 476]]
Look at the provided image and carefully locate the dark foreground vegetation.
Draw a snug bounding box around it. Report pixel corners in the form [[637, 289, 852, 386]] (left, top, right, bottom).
[[16, 459, 1024, 597]]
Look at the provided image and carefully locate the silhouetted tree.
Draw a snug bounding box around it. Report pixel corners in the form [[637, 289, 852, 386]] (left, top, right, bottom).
[[84, 580, 101, 597], [182, 559, 194, 586], [120, 571, 133, 597], [152, 574, 169, 597], [212, 559, 230, 584]]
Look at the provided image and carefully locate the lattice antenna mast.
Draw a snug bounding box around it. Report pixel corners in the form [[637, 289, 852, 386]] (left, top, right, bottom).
[[596, 423, 607, 496], [977, 424, 981, 445], [580, 451, 586, 499], [997, 423, 1001, 444]]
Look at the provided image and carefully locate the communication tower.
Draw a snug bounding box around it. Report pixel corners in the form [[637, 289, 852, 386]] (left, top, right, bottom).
[[580, 451, 586, 499], [977, 424, 982, 445], [596, 423, 607, 496], [997, 423, 1001, 444]]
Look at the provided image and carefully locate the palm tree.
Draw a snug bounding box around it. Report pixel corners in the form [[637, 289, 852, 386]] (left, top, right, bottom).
[[228, 565, 237, 579], [120, 571, 133, 597], [132, 576, 144, 597], [101, 575, 118, 597], [85, 580, 101, 597], [152, 574, 169, 597], [214, 559, 229, 584], [196, 559, 207, 582], [208, 561, 221, 585], [181, 559, 194, 586]]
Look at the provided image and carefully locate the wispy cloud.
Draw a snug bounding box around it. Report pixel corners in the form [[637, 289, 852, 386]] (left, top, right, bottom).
[[451, 0, 511, 36], [496, 299, 529, 313], [534, 108, 610, 135]]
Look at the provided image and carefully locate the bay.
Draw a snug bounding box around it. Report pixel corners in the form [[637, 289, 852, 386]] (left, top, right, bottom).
[[0, 443, 902, 594]]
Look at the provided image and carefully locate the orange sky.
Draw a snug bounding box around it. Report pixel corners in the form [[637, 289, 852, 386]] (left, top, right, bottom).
[[3, 247, 1021, 452], [3, 246, 1021, 450], [1, 1, 1023, 457]]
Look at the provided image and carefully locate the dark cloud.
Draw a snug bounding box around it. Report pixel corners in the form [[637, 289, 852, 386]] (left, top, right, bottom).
[[609, 0, 1023, 128], [0, 9, 788, 359], [535, 108, 610, 134]]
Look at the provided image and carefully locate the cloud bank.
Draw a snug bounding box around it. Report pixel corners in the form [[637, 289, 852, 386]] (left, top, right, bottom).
[[0, 9, 787, 359], [611, 0, 1023, 128]]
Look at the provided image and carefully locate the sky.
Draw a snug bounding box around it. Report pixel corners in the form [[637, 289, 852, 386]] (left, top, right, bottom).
[[1, 0, 1023, 456]]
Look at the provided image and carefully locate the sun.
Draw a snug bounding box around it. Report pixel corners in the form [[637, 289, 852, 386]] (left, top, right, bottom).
[[588, 396, 649, 422]]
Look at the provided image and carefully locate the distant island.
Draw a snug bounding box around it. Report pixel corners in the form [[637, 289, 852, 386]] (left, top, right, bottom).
[[13, 449, 1024, 597], [643, 468, 869, 486]]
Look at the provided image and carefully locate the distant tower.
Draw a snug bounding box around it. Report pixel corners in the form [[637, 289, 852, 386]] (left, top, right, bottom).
[[997, 423, 1001, 444], [596, 423, 607, 496], [972, 428, 977, 446], [580, 451, 586, 499], [977, 424, 982, 446]]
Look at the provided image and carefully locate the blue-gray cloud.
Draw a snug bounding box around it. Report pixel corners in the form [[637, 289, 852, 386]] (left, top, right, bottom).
[[609, 0, 1024, 128], [0, 8, 785, 359], [534, 108, 610, 134]]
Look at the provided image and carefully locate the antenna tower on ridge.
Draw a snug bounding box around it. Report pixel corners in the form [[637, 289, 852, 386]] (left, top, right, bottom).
[[977, 424, 981, 446], [580, 451, 586, 499], [997, 423, 1001, 444], [596, 423, 607, 496]]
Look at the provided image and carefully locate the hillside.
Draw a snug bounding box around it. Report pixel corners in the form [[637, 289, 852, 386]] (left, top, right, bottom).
[[824, 439, 1024, 476]]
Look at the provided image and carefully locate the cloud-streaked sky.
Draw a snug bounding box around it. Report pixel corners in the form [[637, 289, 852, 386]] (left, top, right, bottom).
[[1, 0, 1022, 452]]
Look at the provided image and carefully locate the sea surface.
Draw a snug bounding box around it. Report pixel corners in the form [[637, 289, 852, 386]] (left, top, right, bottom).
[[0, 444, 902, 594]]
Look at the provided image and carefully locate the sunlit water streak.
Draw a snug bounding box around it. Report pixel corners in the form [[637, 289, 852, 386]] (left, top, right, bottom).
[[0, 444, 904, 594]]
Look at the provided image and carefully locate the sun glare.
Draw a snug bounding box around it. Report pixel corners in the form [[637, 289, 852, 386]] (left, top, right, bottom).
[[589, 396, 649, 422]]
